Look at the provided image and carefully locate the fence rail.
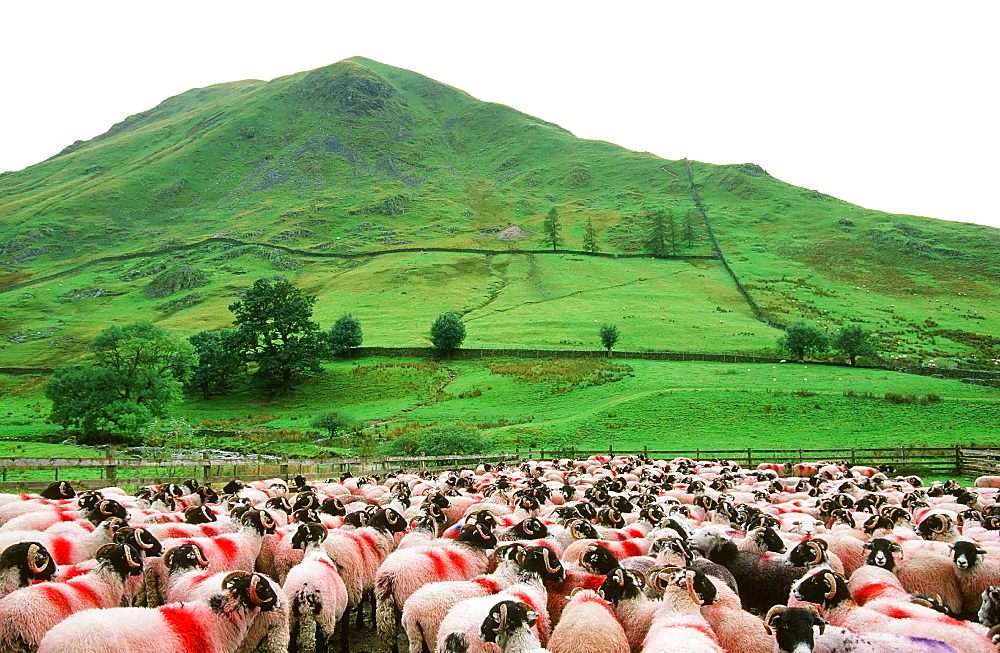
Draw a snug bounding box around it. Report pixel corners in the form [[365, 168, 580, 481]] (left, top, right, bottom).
[[3, 446, 999, 492]]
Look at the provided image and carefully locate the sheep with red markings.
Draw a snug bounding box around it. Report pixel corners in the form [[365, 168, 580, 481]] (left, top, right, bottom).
[[0, 542, 56, 599], [282, 523, 348, 653], [547, 588, 628, 653], [0, 543, 144, 653], [36, 571, 280, 653]]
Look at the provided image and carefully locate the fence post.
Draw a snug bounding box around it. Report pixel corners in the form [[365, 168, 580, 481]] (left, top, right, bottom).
[[955, 445, 962, 476], [202, 452, 211, 484], [747, 448, 752, 468], [105, 450, 117, 485], [279, 461, 288, 479]]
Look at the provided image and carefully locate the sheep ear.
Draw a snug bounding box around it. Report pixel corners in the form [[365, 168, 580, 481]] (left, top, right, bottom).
[[95, 544, 115, 559], [526, 610, 538, 628]]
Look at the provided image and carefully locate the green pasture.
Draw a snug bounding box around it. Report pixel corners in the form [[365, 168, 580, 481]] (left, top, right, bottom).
[[3, 358, 996, 465]]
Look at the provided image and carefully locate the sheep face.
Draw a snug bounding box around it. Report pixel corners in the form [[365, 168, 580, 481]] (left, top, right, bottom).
[[184, 505, 217, 524], [321, 496, 345, 516], [40, 480, 75, 500], [114, 527, 164, 557], [220, 572, 281, 612], [292, 491, 319, 512], [765, 606, 825, 653], [917, 513, 954, 539], [164, 543, 210, 571], [456, 524, 498, 550], [87, 499, 128, 525], [290, 522, 328, 550], [518, 546, 565, 582], [242, 509, 278, 535], [789, 539, 828, 567], [581, 543, 620, 575], [97, 543, 145, 578], [978, 586, 1000, 628], [952, 541, 987, 570], [0, 541, 56, 586], [792, 570, 850, 609], [480, 600, 537, 644], [509, 517, 547, 540], [863, 538, 900, 570]]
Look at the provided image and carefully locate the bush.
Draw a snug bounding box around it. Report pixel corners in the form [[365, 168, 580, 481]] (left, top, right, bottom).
[[884, 392, 916, 404], [380, 423, 492, 457], [310, 410, 363, 437]]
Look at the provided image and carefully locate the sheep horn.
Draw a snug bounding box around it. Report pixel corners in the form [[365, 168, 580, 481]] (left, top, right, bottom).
[[515, 548, 526, 566], [523, 520, 537, 535], [807, 605, 826, 634], [99, 501, 115, 515], [26, 544, 45, 575], [763, 605, 787, 635], [135, 529, 156, 550], [248, 574, 265, 605], [123, 545, 141, 569], [685, 570, 705, 606], [808, 541, 825, 566], [223, 570, 250, 589], [494, 603, 507, 635], [931, 515, 948, 533], [823, 572, 838, 600], [95, 544, 115, 558], [541, 548, 561, 575], [569, 587, 585, 597], [625, 569, 645, 589]]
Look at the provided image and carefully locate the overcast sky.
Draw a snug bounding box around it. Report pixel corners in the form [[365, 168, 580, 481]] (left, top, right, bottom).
[[3, 1, 997, 228]]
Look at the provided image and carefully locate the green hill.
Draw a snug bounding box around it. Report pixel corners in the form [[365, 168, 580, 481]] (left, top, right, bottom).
[[1, 57, 998, 368]]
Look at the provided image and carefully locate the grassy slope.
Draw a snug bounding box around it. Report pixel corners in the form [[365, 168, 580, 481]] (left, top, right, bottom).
[[0, 58, 998, 370]]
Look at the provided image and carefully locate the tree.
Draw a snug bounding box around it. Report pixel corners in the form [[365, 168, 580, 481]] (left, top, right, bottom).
[[187, 329, 243, 398], [45, 322, 195, 442], [310, 410, 363, 438], [777, 321, 830, 361], [228, 277, 326, 392], [684, 210, 698, 248], [582, 217, 600, 253], [380, 423, 491, 457], [645, 208, 676, 257], [833, 324, 878, 365], [430, 312, 466, 353], [599, 324, 620, 358], [541, 207, 561, 251], [328, 313, 363, 355]]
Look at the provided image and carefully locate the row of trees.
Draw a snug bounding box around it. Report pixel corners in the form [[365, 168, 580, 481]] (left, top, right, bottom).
[[777, 322, 879, 365], [540, 206, 699, 256]]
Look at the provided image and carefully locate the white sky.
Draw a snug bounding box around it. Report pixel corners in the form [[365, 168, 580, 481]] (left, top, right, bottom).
[[3, 1, 998, 228]]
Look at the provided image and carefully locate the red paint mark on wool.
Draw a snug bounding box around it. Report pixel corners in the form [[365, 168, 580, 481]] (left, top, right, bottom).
[[424, 550, 446, 578], [883, 605, 914, 619], [67, 579, 103, 607], [356, 532, 377, 565], [37, 584, 72, 616], [161, 605, 211, 653], [620, 540, 642, 557], [57, 511, 76, 522], [58, 565, 90, 582], [214, 537, 239, 564], [49, 535, 74, 565], [852, 582, 899, 605], [168, 527, 188, 539], [189, 571, 215, 588], [472, 577, 502, 594], [510, 591, 538, 612], [575, 594, 616, 616], [445, 549, 469, 575]]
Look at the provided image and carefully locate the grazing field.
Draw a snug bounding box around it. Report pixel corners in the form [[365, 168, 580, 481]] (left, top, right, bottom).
[[3, 357, 997, 462]]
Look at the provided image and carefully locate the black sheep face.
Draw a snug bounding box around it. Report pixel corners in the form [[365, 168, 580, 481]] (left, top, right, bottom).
[[291, 522, 328, 550], [242, 510, 278, 535], [471, 511, 498, 531], [863, 538, 900, 570], [40, 480, 75, 500], [185, 505, 218, 525], [480, 600, 536, 644], [222, 480, 244, 495], [371, 508, 407, 534], [292, 509, 321, 524], [221, 572, 280, 613], [198, 487, 220, 504], [164, 543, 210, 571], [87, 499, 128, 525], [788, 540, 827, 568], [293, 491, 318, 512], [0, 542, 56, 586], [97, 543, 144, 578], [597, 508, 624, 529], [575, 501, 598, 522], [581, 544, 620, 575], [792, 570, 850, 609], [115, 527, 164, 557], [597, 567, 643, 606], [639, 505, 665, 525], [917, 513, 953, 540], [560, 485, 577, 501], [265, 497, 292, 514], [292, 475, 308, 489], [765, 607, 825, 653], [863, 514, 894, 535], [952, 541, 987, 570], [182, 479, 200, 493], [456, 524, 498, 550], [567, 519, 599, 541], [510, 517, 547, 540], [682, 568, 718, 606], [321, 497, 346, 517], [343, 511, 371, 528], [758, 527, 786, 554], [427, 492, 450, 510], [519, 546, 564, 582]]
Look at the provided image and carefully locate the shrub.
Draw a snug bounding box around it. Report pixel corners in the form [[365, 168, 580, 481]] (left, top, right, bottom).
[[921, 393, 942, 404], [380, 423, 492, 457], [310, 410, 363, 437], [885, 392, 916, 404]]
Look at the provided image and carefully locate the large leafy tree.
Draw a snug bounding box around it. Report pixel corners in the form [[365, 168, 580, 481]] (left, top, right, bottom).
[[187, 329, 244, 398], [599, 324, 620, 358], [833, 324, 878, 365], [777, 321, 830, 361], [45, 322, 195, 442], [430, 312, 466, 353], [228, 277, 326, 392]]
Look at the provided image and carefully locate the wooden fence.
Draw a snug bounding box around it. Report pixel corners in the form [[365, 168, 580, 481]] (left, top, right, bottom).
[[2, 446, 999, 492]]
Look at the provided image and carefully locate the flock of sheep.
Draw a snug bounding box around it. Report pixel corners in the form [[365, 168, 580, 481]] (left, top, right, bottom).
[[1, 454, 1000, 653]]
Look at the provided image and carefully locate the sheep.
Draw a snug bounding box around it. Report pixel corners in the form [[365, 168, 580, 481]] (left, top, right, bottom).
[[158, 508, 277, 574], [35, 571, 281, 653], [951, 540, 1000, 619], [478, 600, 549, 653], [435, 546, 564, 653], [547, 589, 628, 653], [282, 523, 348, 653], [680, 567, 773, 653], [375, 523, 497, 653], [979, 585, 1000, 628], [400, 542, 525, 653], [861, 537, 964, 615], [0, 543, 144, 653], [792, 568, 995, 653], [0, 542, 56, 598], [0, 516, 126, 566], [764, 604, 961, 652]]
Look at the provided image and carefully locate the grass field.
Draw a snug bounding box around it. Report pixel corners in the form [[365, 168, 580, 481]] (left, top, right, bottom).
[[3, 357, 996, 462]]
